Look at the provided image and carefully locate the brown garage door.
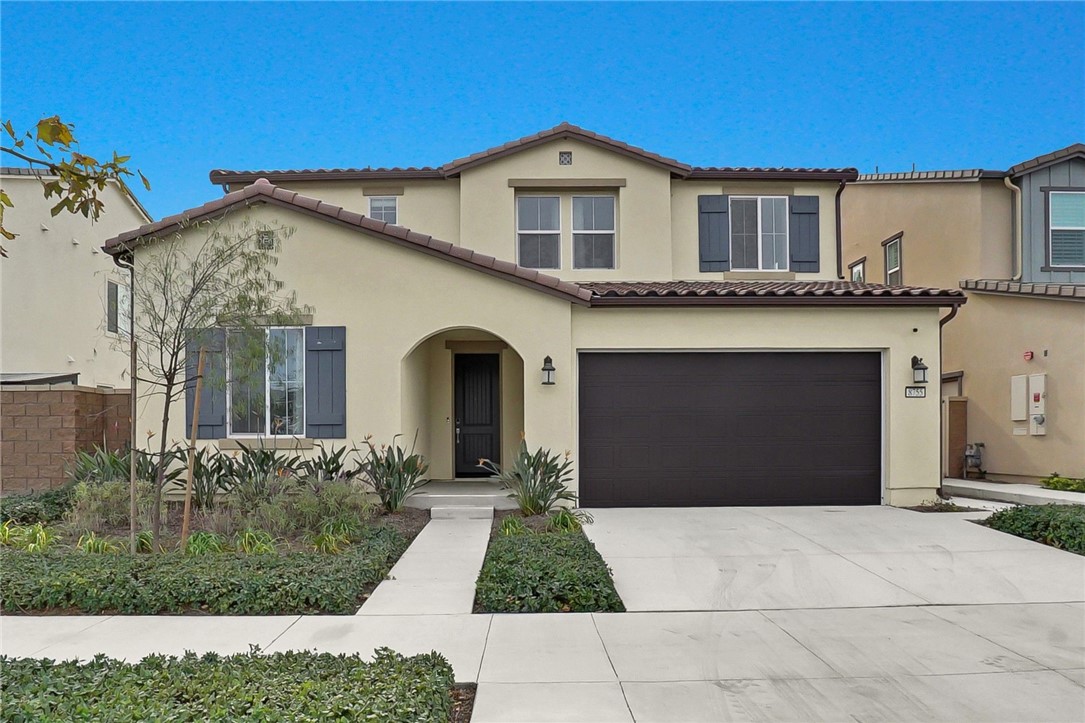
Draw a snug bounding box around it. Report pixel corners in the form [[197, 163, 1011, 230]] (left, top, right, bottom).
[[578, 352, 882, 507]]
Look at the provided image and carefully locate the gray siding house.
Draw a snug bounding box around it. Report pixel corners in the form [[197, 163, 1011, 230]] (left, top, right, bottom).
[[1011, 144, 1085, 284]]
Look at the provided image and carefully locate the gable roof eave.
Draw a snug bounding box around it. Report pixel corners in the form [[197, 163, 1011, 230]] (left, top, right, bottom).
[[1008, 143, 1085, 177]]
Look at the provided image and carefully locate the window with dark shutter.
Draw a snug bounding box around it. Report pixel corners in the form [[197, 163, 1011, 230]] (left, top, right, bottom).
[[698, 195, 730, 271], [305, 326, 347, 439], [185, 329, 227, 440]]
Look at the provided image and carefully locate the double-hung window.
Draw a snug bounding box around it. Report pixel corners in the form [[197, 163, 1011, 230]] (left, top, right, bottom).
[[106, 280, 131, 335], [884, 235, 902, 284], [730, 197, 789, 270], [516, 196, 560, 269], [850, 260, 866, 282], [369, 196, 397, 225], [572, 196, 616, 269], [1049, 191, 1085, 267], [228, 328, 305, 437]]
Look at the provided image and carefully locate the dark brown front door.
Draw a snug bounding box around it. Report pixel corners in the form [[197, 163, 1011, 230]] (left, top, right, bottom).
[[578, 352, 882, 507], [454, 353, 501, 477]]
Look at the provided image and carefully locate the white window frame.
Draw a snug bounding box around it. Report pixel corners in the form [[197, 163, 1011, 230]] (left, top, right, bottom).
[[729, 196, 790, 271], [106, 279, 131, 337], [884, 237, 902, 284], [572, 195, 617, 269], [516, 195, 561, 269], [226, 327, 306, 439], [368, 196, 398, 225], [850, 260, 865, 282], [1049, 191, 1085, 268]]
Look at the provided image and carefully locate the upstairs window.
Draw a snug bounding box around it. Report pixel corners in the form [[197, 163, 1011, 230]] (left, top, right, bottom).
[[849, 259, 866, 282], [369, 196, 397, 225], [730, 197, 789, 270], [106, 280, 131, 335], [516, 196, 560, 269], [572, 196, 616, 269], [1050, 191, 1085, 267], [883, 234, 902, 284], [228, 328, 305, 437]]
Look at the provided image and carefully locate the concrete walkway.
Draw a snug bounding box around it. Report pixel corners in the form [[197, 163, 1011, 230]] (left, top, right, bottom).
[[357, 518, 491, 615], [3, 603, 1083, 722], [943, 478, 1085, 506]]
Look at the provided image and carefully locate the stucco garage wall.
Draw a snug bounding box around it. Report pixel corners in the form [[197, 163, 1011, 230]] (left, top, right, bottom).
[[131, 203, 575, 472], [570, 306, 945, 506]]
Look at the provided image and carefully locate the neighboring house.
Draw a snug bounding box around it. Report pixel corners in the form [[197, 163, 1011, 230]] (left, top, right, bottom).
[[104, 124, 964, 508], [843, 143, 1085, 483], [1, 167, 151, 387]]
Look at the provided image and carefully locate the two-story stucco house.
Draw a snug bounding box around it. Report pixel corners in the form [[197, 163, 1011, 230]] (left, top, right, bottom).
[[843, 143, 1084, 484], [104, 124, 964, 507]]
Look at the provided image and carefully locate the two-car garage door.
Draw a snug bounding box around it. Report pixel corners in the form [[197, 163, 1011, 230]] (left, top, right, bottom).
[[578, 352, 882, 507]]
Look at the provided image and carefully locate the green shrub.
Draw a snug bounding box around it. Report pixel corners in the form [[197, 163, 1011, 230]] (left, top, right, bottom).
[[64, 479, 160, 534], [75, 532, 122, 554], [234, 528, 278, 555], [306, 531, 350, 554], [358, 434, 429, 513], [475, 531, 625, 613], [67, 447, 129, 484], [298, 443, 360, 482], [547, 508, 593, 532], [190, 447, 238, 511], [184, 531, 228, 555], [1, 526, 406, 614], [0, 484, 76, 524], [479, 439, 577, 516], [498, 515, 531, 536], [0, 648, 455, 722], [1041, 474, 1085, 493], [985, 504, 1085, 555], [292, 478, 374, 533]]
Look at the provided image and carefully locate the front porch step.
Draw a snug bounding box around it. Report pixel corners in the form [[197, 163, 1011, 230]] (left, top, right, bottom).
[[943, 478, 1083, 507], [430, 506, 494, 520]]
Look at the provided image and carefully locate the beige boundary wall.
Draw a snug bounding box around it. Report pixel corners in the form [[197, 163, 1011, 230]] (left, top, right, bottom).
[[133, 203, 946, 507]]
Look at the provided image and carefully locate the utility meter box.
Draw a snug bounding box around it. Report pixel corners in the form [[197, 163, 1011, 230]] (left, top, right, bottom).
[[1028, 373, 1047, 436]]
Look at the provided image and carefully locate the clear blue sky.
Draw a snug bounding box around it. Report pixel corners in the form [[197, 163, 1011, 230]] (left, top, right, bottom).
[[3, 2, 1083, 218]]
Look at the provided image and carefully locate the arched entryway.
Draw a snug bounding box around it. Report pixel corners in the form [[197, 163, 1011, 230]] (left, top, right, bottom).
[[401, 327, 525, 480]]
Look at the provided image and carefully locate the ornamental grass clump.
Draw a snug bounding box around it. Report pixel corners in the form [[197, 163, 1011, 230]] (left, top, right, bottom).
[[358, 434, 430, 513], [479, 438, 577, 516]]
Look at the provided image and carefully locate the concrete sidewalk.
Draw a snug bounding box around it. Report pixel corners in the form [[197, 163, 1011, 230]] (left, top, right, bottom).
[[3, 603, 1083, 722], [943, 478, 1085, 506]]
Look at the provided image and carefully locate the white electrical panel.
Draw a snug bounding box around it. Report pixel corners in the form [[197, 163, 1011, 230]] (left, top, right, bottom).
[[1029, 373, 1047, 436], [1010, 375, 1028, 421]]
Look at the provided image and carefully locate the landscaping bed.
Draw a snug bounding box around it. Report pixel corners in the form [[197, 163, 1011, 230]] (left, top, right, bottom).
[[0, 648, 470, 722], [475, 512, 624, 613], [983, 504, 1085, 555]]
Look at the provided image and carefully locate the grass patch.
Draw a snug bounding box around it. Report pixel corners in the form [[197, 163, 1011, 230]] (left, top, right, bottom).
[[0, 648, 456, 722], [0, 526, 407, 614], [475, 530, 624, 613], [984, 504, 1085, 555]]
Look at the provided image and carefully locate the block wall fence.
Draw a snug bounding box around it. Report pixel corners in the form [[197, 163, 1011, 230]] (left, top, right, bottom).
[[1, 385, 131, 493]]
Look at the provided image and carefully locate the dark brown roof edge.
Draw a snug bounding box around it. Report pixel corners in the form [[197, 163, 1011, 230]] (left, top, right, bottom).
[[688, 168, 859, 181], [102, 180, 592, 306], [209, 168, 445, 184], [961, 279, 1085, 300], [1007, 142, 1085, 176], [588, 294, 965, 307]]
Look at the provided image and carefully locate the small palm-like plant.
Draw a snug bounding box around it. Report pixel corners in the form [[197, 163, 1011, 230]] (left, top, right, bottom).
[[22, 523, 57, 552], [76, 532, 122, 553], [479, 438, 577, 516], [358, 434, 429, 513], [234, 528, 277, 555], [183, 531, 227, 555]]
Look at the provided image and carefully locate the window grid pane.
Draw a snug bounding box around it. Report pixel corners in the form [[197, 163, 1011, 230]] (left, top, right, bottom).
[[369, 197, 397, 224], [1051, 192, 1085, 228], [730, 199, 759, 269], [1050, 230, 1085, 266], [518, 233, 560, 269], [574, 233, 615, 269]]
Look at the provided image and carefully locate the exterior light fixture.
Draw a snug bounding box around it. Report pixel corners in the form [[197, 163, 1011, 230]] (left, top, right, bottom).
[[541, 356, 556, 385], [911, 356, 929, 384]]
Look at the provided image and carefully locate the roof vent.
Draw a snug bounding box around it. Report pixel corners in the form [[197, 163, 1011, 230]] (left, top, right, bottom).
[[559, 151, 573, 166]]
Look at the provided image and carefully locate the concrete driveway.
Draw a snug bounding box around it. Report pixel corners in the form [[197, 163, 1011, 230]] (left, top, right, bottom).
[[583, 505, 1085, 610]]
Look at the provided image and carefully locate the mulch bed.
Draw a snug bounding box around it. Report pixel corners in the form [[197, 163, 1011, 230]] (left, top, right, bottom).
[[450, 684, 476, 723], [905, 501, 985, 513], [491, 509, 550, 537], [374, 506, 430, 544]]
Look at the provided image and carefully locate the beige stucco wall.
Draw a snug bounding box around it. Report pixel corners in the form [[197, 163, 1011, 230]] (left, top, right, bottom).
[[945, 293, 1084, 481], [571, 306, 945, 507], [0, 175, 149, 387], [133, 203, 574, 477], [671, 180, 842, 281]]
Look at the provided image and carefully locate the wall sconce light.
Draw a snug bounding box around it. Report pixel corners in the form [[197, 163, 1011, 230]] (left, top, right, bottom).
[[541, 356, 556, 385], [911, 356, 929, 384]]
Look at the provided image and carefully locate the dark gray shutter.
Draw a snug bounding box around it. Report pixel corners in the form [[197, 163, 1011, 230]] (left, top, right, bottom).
[[305, 326, 347, 439], [789, 196, 820, 272], [107, 282, 119, 333], [698, 195, 730, 271], [185, 329, 226, 440]]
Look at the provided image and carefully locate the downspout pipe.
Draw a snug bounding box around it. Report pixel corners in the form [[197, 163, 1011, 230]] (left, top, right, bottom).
[[1004, 176, 1023, 281], [835, 180, 847, 280], [937, 302, 963, 496]]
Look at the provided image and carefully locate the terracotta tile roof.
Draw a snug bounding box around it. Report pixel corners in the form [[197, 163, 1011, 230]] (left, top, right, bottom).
[[855, 169, 1005, 183], [689, 167, 858, 181], [102, 179, 592, 305], [209, 166, 443, 184], [961, 279, 1085, 300], [582, 280, 965, 306], [440, 122, 692, 176], [1007, 143, 1085, 176]]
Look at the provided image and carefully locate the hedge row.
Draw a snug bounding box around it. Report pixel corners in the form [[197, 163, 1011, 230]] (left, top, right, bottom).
[[0, 526, 406, 614], [1, 648, 454, 722], [984, 504, 1085, 555], [475, 531, 625, 613]]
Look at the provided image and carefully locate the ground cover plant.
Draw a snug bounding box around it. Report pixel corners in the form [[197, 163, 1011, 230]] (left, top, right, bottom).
[[983, 504, 1085, 555], [0, 648, 465, 722], [475, 510, 623, 613], [1041, 474, 1085, 493]]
